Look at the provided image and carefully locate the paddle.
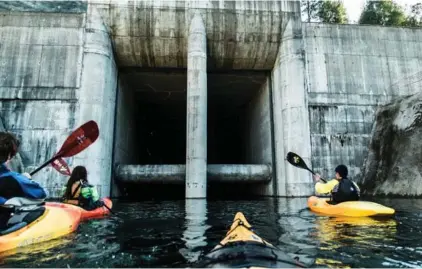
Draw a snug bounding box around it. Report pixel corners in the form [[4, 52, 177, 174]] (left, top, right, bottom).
[[51, 157, 71, 176], [286, 152, 327, 183], [30, 120, 99, 176]]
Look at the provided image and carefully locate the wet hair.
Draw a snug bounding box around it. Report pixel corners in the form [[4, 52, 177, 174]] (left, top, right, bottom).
[[0, 132, 19, 163], [335, 164, 348, 178], [63, 166, 88, 199]]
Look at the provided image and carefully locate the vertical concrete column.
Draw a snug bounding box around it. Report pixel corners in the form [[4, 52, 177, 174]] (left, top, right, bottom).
[[73, 6, 117, 197], [271, 3, 313, 197], [186, 13, 207, 198]]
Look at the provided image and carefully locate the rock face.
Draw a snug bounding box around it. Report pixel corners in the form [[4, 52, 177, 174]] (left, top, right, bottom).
[[359, 93, 422, 196]]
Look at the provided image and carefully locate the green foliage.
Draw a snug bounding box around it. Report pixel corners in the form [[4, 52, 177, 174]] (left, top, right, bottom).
[[404, 3, 422, 27], [358, 0, 407, 26], [302, 0, 348, 24]]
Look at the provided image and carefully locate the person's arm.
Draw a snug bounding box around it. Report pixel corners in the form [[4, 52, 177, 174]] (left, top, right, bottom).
[[352, 181, 361, 195], [315, 179, 338, 194], [15, 173, 48, 199]]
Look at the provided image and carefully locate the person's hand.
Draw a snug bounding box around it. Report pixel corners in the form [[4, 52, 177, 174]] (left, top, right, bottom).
[[313, 173, 321, 182], [23, 172, 32, 179]]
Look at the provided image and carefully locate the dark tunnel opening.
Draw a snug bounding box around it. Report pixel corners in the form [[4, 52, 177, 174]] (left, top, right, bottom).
[[136, 103, 187, 165], [115, 69, 271, 200]]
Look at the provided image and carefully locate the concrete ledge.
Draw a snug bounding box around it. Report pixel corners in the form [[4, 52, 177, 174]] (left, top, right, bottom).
[[308, 92, 398, 106], [115, 164, 272, 184]]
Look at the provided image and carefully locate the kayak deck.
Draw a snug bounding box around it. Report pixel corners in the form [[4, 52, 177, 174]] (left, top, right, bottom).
[[199, 212, 307, 268], [0, 204, 81, 254], [46, 197, 112, 221], [307, 196, 395, 217]]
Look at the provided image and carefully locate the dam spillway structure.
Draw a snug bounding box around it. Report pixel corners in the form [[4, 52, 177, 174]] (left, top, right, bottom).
[[0, 0, 313, 199], [110, 0, 314, 199], [3, 0, 421, 199]]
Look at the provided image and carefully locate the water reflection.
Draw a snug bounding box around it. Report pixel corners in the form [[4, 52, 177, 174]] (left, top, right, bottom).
[[180, 199, 210, 263], [313, 215, 397, 268], [276, 198, 317, 267], [0, 235, 75, 265]]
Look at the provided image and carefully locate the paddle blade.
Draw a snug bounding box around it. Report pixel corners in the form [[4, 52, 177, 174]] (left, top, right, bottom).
[[286, 152, 310, 170], [51, 157, 71, 176], [57, 120, 99, 158]]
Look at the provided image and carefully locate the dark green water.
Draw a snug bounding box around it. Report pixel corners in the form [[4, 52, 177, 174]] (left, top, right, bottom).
[[1, 197, 422, 268]]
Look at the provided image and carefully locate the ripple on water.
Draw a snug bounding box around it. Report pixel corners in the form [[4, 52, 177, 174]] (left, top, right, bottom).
[[1, 198, 422, 268]]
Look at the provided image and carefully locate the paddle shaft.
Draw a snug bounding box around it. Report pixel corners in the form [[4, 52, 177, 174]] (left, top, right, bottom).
[[30, 154, 62, 176], [103, 203, 113, 214], [305, 167, 327, 183], [286, 152, 327, 183]]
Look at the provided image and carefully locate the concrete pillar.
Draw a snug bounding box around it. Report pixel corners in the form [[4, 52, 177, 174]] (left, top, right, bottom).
[[271, 3, 313, 197], [72, 6, 117, 197], [186, 13, 207, 198]]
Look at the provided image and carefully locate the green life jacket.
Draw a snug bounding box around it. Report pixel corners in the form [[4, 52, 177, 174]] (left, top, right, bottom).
[[62, 181, 101, 210]]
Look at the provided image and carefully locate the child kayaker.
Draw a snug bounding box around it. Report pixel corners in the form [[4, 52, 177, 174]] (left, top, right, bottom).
[[313, 164, 360, 204], [62, 165, 104, 211], [0, 132, 48, 229]]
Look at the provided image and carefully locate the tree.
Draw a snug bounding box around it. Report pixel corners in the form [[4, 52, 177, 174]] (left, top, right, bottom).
[[359, 0, 407, 26], [317, 1, 348, 23], [404, 3, 422, 27], [302, 0, 348, 24]]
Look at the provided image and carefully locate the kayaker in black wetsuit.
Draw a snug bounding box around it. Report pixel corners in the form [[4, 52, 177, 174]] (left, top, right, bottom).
[[0, 132, 48, 229], [313, 164, 360, 204], [61, 166, 104, 211]]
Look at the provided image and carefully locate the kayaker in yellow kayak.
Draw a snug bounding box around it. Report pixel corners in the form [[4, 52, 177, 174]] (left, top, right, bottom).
[[61, 165, 104, 211], [313, 164, 360, 204], [0, 132, 48, 229]]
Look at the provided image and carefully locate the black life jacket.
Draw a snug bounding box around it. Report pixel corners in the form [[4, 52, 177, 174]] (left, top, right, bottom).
[[331, 178, 360, 204]]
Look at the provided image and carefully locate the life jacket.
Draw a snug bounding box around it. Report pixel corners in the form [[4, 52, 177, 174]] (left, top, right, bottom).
[[63, 181, 102, 211], [331, 178, 360, 204], [62, 181, 83, 206]]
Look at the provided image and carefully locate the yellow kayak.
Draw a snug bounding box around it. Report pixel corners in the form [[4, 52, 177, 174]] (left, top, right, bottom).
[[0, 203, 81, 254], [307, 196, 395, 217], [198, 212, 307, 268]]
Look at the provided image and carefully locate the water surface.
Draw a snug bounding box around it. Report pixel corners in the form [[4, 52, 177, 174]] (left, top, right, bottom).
[[1, 197, 422, 268]]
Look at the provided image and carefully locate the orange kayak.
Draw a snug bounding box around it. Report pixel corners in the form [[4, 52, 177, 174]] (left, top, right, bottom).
[[46, 197, 112, 221], [0, 204, 81, 254], [307, 196, 395, 217]]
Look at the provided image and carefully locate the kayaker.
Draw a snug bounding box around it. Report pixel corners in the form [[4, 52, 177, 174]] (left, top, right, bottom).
[[62, 165, 104, 211], [0, 132, 48, 229], [313, 164, 360, 204]]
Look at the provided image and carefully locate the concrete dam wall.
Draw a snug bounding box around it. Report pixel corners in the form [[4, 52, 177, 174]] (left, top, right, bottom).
[[305, 24, 422, 181], [1, 0, 421, 198]]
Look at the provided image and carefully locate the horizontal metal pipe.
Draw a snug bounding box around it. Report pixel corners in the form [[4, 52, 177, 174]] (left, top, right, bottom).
[[115, 164, 272, 184]]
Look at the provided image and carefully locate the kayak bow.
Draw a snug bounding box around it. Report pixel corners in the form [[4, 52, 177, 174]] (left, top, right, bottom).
[[198, 212, 307, 268]]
